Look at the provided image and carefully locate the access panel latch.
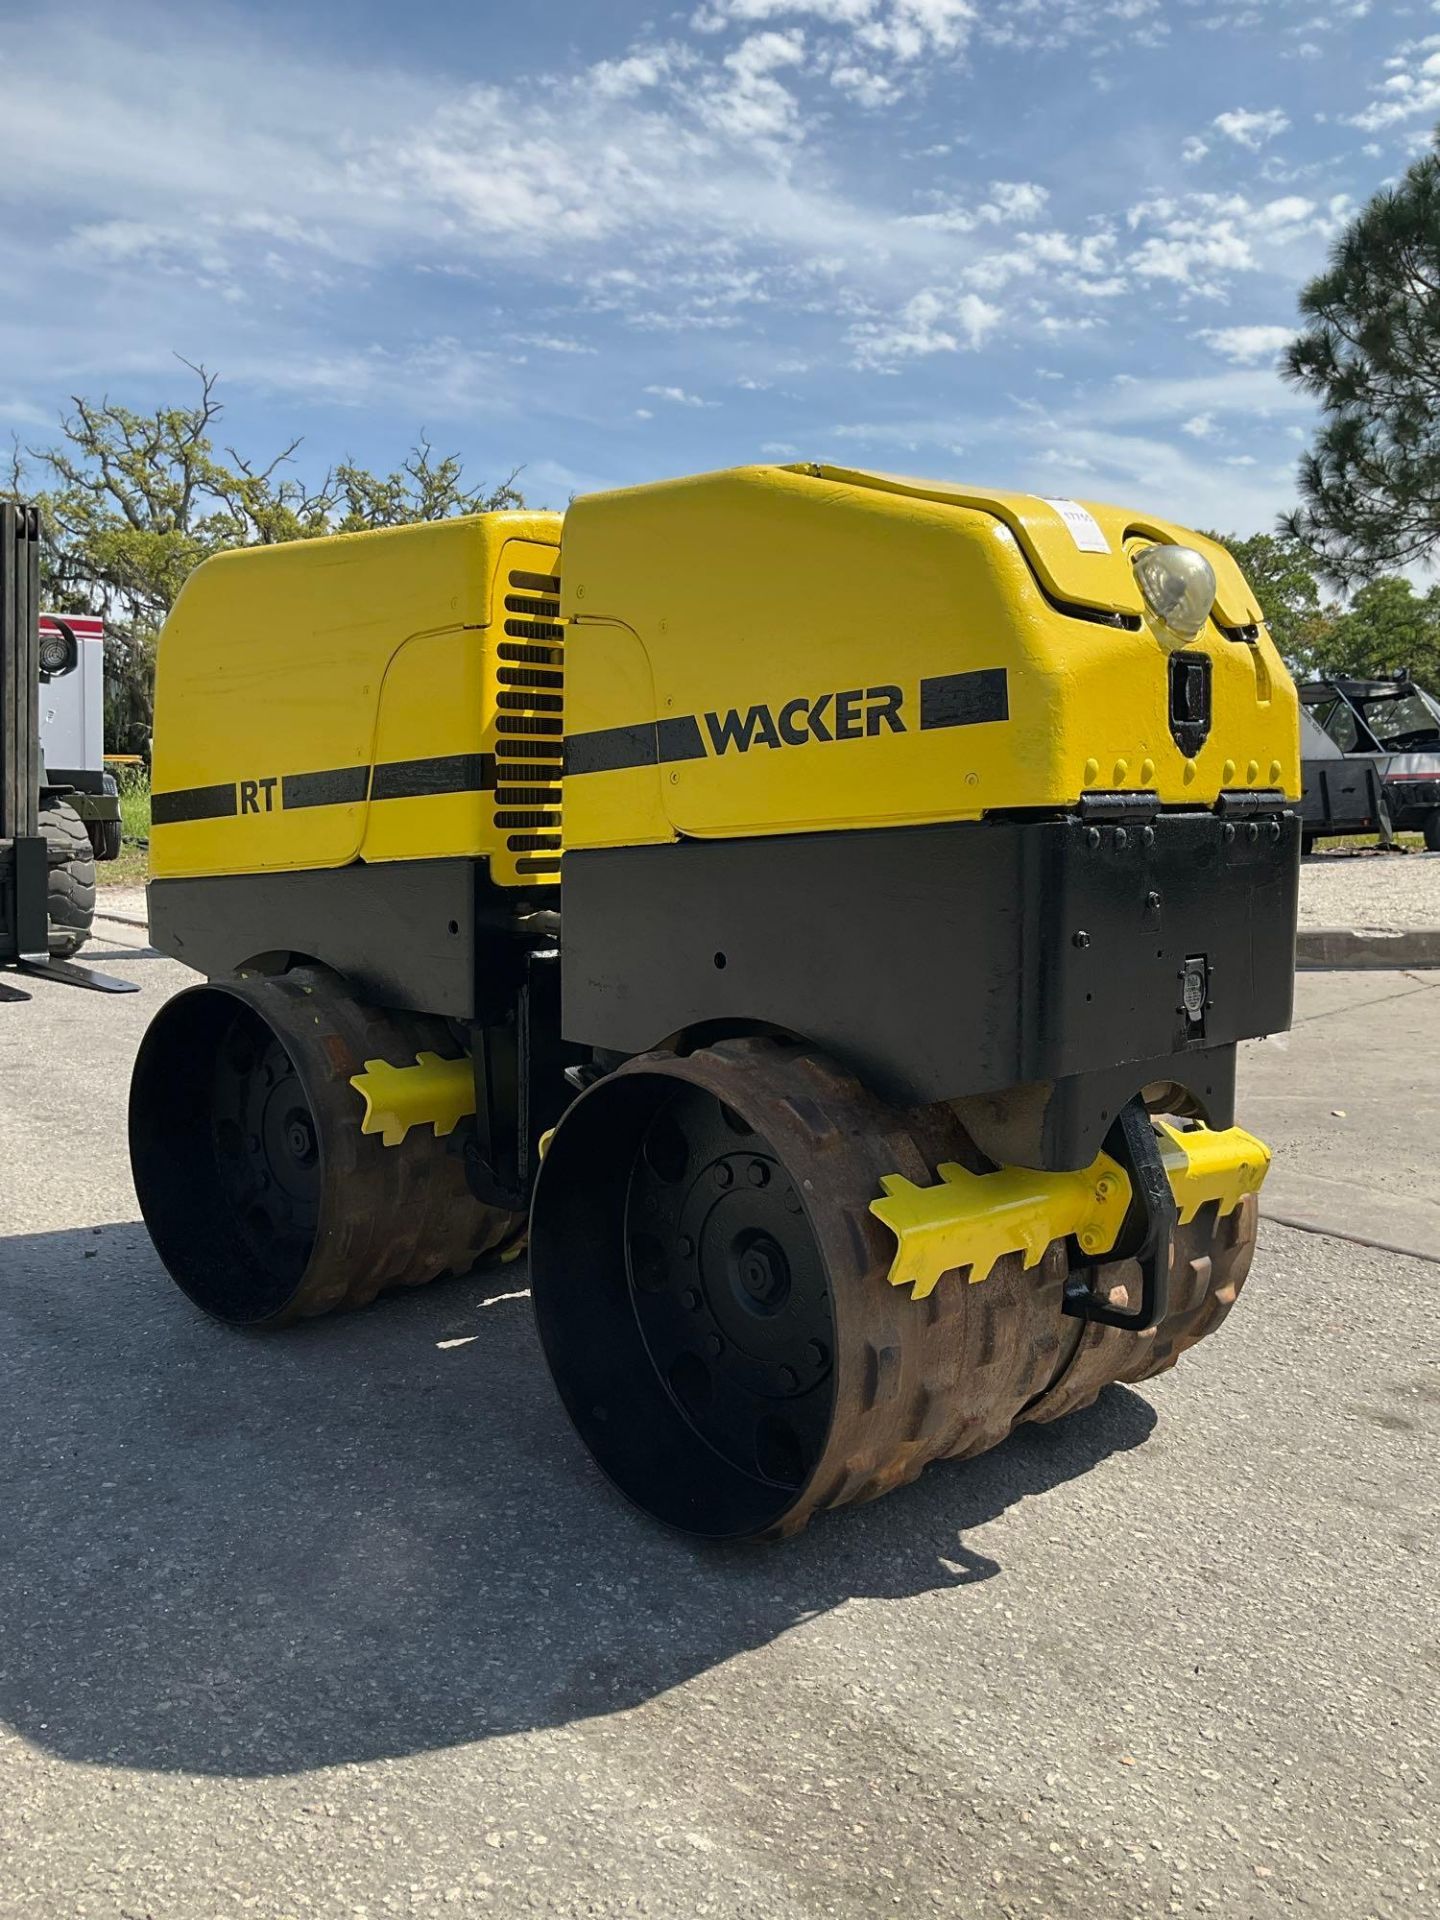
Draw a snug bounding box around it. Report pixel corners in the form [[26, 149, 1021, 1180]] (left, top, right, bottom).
[[1168, 650, 1212, 757]]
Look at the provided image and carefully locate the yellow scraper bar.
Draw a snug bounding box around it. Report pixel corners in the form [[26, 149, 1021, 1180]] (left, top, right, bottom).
[[349, 1052, 476, 1148], [1153, 1120, 1270, 1224], [870, 1123, 1270, 1299]]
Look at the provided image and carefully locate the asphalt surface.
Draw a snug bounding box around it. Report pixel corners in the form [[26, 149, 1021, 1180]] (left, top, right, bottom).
[[0, 908, 1435, 1920]]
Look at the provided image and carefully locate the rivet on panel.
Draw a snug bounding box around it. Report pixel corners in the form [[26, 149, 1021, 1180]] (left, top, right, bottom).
[[1182, 759, 1197, 784], [1083, 758, 1100, 785], [1269, 759, 1282, 784], [1247, 760, 1260, 783], [1140, 759, 1155, 785], [1112, 759, 1129, 785], [1222, 759, 1236, 783]]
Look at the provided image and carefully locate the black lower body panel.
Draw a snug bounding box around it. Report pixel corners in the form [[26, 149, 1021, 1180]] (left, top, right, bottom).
[[149, 859, 494, 1019], [561, 811, 1299, 1168]]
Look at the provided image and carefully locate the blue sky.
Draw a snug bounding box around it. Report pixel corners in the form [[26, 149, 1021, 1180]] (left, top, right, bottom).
[[0, 0, 1435, 532]]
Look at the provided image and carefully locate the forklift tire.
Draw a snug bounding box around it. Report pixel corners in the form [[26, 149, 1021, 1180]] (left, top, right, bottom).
[[1425, 812, 1440, 854], [40, 798, 97, 958], [89, 817, 123, 863]]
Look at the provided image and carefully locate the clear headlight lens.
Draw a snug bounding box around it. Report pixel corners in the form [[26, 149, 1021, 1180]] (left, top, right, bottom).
[[1131, 543, 1217, 643]]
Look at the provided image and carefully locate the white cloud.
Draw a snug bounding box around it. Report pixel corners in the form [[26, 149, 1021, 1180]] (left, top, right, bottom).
[[1181, 137, 1209, 165], [902, 179, 1050, 236], [0, 395, 51, 427], [1083, 367, 1311, 429], [516, 335, 599, 355], [830, 62, 900, 105], [824, 405, 1301, 535], [694, 0, 973, 71], [1196, 324, 1294, 365], [694, 0, 873, 24], [1212, 107, 1290, 149], [0, 0, 1339, 542], [643, 384, 719, 407], [1347, 47, 1440, 131], [589, 46, 684, 98], [1123, 190, 1345, 296], [1037, 315, 1102, 338], [856, 0, 976, 61], [964, 225, 1119, 294], [984, 180, 1049, 224], [704, 29, 808, 143], [849, 287, 1000, 367], [1181, 412, 1216, 439]]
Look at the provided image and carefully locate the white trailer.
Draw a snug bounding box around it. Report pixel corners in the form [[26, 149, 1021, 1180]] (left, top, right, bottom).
[[37, 612, 122, 865]]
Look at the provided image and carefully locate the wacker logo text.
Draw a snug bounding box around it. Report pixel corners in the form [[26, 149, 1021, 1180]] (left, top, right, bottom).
[[703, 685, 905, 755]]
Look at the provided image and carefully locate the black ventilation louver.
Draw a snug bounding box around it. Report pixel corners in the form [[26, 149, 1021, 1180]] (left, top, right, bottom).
[[495, 569, 564, 875]]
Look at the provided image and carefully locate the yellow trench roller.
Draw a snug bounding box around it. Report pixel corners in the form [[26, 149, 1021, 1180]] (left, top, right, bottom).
[[128, 462, 1302, 1539]]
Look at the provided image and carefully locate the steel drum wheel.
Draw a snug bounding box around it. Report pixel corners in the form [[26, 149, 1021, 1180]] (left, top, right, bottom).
[[530, 1036, 1259, 1541], [129, 965, 522, 1328]]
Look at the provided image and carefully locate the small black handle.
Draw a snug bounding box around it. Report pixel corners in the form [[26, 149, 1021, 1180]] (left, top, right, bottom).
[[1062, 1097, 1176, 1332]]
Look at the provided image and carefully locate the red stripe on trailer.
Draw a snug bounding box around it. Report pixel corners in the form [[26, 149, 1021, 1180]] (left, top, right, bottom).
[[40, 612, 104, 638]]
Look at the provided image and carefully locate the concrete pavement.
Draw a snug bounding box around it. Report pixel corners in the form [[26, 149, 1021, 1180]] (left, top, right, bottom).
[[1240, 968, 1440, 1264], [0, 916, 1435, 1919]]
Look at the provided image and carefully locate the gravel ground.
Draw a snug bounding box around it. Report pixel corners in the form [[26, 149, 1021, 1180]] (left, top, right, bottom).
[[0, 920, 1436, 1919], [1298, 849, 1440, 931]]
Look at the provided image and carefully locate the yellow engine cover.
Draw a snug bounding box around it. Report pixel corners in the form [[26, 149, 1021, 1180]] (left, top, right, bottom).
[[558, 464, 1299, 851], [149, 511, 564, 887]]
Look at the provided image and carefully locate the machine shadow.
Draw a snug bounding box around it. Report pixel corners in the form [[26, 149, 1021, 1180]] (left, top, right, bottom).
[[0, 1223, 1158, 1779]]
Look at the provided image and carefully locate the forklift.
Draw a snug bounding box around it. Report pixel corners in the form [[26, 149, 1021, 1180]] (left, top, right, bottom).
[[1, 502, 135, 997]]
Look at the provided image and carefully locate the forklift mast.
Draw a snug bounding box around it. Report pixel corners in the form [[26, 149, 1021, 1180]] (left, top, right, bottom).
[[1, 502, 48, 968], [0, 503, 135, 994]]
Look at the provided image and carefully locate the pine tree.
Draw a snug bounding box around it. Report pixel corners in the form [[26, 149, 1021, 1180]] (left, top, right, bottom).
[[1284, 134, 1440, 584]]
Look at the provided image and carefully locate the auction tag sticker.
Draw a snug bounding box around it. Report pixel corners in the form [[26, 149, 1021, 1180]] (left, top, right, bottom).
[[1039, 497, 1110, 555]]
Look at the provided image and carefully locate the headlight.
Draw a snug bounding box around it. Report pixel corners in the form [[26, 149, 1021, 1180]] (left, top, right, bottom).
[[1131, 544, 1217, 643]]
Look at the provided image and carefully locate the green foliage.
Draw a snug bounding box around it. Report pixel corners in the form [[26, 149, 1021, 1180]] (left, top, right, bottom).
[[115, 764, 151, 843], [97, 765, 153, 886], [1307, 575, 1440, 688], [1200, 529, 1337, 671], [3, 361, 523, 752], [1283, 135, 1440, 583], [1208, 527, 1440, 690]]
